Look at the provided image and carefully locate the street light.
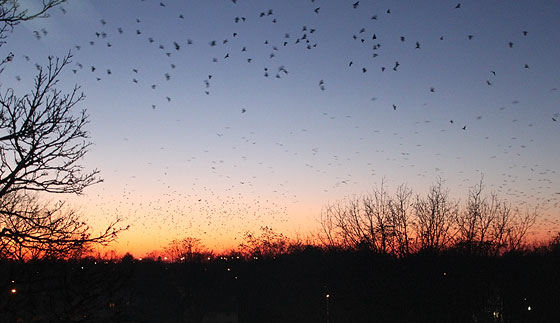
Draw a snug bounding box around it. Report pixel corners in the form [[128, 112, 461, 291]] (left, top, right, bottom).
[[326, 294, 330, 323]]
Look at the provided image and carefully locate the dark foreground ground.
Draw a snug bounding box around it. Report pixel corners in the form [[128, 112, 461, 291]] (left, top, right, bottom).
[[1, 247, 559, 322]]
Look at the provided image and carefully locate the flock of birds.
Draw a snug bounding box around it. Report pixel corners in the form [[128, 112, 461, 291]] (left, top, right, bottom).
[[6, 0, 559, 251], [20, 1, 555, 125]]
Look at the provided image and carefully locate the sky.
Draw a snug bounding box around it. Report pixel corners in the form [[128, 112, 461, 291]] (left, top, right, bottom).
[[2, 0, 559, 256]]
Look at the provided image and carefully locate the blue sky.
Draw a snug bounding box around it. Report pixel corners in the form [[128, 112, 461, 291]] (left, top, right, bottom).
[[2, 0, 559, 254]]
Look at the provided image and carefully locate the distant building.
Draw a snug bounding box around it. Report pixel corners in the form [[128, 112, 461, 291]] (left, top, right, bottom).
[[200, 311, 238, 323]]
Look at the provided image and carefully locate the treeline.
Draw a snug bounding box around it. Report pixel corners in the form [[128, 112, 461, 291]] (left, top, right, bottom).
[[318, 178, 539, 257], [2, 238, 560, 322], [144, 178, 542, 265]]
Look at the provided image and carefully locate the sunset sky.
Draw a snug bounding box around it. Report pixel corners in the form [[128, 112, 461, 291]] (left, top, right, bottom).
[[3, 0, 559, 256]]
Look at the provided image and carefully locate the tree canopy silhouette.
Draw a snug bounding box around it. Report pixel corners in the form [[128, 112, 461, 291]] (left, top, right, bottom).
[[320, 177, 537, 255], [0, 0, 125, 260]]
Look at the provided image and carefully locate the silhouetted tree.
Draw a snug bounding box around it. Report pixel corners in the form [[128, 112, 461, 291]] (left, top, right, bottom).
[[165, 237, 209, 262], [362, 181, 393, 253], [0, 192, 121, 260], [387, 184, 414, 256], [320, 181, 412, 254], [0, 0, 66, 38], [412, 178, 458, 252], [549, 232, 560, 255], [1, 0, 66, 72], [0, 54, 99, 196], [456, 178, 494, 253], [0, 1, 125, 260], [241, 226, 290, 258], [455, 178, 537, 254], [319, 196, 370, 250]]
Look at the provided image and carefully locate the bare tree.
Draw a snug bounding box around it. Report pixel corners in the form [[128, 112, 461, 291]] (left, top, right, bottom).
[[0, 54, 100, 196], [455, 178, 537, 254], [165, 237, 208, 262], [413, 178, 458, 252], [456, 178, 492, 253], [241, 226, 291, 258], [0, 0, 67, 45], [501, 206, 537, 252], [321, 177, 538, 256], [319, 196, 370, 250], [0, 191, 121, 261], [362, 181, 393, 253], [319, 181, 402, 254], [1, 1, 67, 74], [388, 184, 414, 257], [0, 54, 126, 261], [0, 1, 126, 260]]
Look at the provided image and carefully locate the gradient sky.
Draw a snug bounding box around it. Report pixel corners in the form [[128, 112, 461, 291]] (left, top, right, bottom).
[[2, 0, 559, 256]]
